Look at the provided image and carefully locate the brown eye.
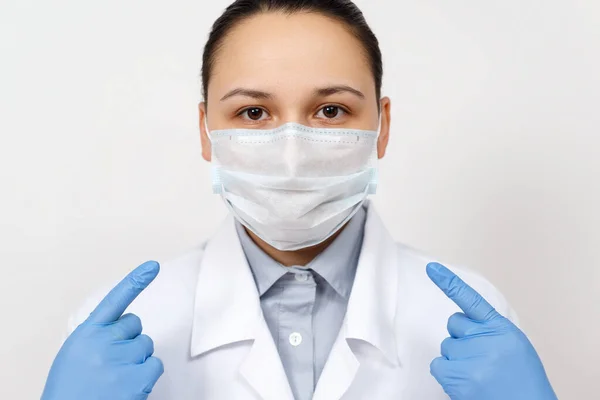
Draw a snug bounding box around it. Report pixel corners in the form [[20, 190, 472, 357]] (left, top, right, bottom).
[[246, 108, 264, 120], [316, 105, 347, 120], [322, 106, 339, 118]]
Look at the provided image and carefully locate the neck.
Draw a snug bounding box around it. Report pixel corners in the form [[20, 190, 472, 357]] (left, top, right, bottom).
[[245, 227, 346, 267]]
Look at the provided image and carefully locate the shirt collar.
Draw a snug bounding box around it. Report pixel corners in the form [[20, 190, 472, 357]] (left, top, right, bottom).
[[235, 221, 287, 296], [235, 206, 367, 299], [191, 200, 401, 367]]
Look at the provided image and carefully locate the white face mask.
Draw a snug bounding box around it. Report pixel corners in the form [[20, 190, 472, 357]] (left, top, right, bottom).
[[205, 119, 379, 251]]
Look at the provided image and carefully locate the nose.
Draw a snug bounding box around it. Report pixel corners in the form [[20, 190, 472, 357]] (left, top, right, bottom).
[[276, 112, 310, 128]]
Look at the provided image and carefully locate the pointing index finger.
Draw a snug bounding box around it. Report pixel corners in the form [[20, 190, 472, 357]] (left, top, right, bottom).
[[87, 261, 160, 324], [426, 262, 499, 321]]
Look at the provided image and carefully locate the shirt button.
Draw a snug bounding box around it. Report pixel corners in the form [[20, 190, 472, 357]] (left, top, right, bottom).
[[294, 273, 309, 282], [289, 332, 303, 347]]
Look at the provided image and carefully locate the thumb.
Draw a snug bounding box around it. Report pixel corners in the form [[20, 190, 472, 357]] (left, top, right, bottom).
[[426, 262, 500, 322]]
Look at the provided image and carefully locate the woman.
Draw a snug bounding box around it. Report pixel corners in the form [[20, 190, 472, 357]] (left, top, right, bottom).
[[41, 1, 557, 399]]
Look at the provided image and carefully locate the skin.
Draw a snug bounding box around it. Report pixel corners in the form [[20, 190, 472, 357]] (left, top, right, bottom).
[[198, 11, 391, 266]]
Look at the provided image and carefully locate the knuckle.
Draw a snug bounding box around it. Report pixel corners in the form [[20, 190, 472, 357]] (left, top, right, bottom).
[[470, 295, 484, 311], [446, 275, 464, 297], [128, 313, 142, 325], [440, 336, 452, 353], [121, 313, 143, 330], [140, 334, 155, 351], [139, 333, 152, 343], [130, 314, 143, 331], [450, 311, 464, 319], [429, 361, 437, 375], [111, 314, 144, 340], [429, 357, 443, 375], [482, 307, 500, 321], [151, 357, 165, 375], [127, 274, 147, 290], [447, 312, 465, 332]]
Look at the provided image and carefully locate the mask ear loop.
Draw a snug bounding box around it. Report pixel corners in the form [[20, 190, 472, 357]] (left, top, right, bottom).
[[366, 112, 382, 195], [204, 117, 213, 141], [204, 117, 223, 194]]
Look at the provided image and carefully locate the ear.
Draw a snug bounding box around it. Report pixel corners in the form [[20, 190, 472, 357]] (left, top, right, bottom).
[[198, 102, 211, 162], [377, 97, 391, 159]]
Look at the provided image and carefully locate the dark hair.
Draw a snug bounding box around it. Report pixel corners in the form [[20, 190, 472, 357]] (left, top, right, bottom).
[[201, 0, 383, 106]]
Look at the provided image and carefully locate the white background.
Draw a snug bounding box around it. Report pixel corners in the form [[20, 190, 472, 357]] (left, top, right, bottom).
[[1, 0, 599, 398]]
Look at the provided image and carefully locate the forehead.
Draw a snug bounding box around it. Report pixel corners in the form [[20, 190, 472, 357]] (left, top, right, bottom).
[[208, 11, 375, 100]]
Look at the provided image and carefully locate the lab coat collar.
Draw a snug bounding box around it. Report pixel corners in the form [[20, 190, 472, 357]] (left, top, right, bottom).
[[190, 208, 295, 399], [314, 200, 401, 400], [190, 212, 262, 356], [344, 200, 400, 366], [189, 200, 400, 391]]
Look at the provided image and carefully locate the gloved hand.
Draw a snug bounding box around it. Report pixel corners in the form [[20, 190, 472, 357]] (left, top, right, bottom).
[[426, 262, 558, 400], [41, 261, 164, 400]]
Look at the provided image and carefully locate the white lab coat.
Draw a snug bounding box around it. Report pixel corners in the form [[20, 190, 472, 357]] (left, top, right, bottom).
[[68, 201, 517, 400]]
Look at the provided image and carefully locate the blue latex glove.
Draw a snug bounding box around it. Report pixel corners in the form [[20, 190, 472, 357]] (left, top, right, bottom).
[[42, 261, 164, 400], [426, 262, 558, 400]]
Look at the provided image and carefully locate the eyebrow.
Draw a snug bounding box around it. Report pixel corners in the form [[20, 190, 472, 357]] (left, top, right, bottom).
[[220, 88, 274, 102], [315, 85, 365, 99]]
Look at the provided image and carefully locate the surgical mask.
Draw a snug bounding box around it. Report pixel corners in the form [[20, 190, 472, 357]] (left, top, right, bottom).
[[205, 119, 379, 251]]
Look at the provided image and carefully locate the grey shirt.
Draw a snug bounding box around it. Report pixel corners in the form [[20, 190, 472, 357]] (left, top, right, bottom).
[[234, 207, 366, 400]]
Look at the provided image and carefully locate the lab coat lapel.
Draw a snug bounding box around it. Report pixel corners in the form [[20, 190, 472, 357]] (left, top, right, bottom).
[[312, 322, 360, 400], [314, 201, 401, 400], [190, 215, 294, 400], [239, 317, 295, 400], [344, 201, 400, 364]]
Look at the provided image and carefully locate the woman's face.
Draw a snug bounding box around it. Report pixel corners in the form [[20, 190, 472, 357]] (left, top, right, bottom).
[[199, 11, 391, 161]]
